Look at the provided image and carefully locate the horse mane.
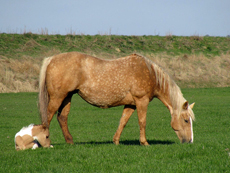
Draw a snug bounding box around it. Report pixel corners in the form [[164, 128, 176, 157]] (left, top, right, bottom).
[[131, 54, 195, 120]]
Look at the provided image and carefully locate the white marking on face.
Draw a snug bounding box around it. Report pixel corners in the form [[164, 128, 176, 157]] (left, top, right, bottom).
[[190, 117, 193, 143]]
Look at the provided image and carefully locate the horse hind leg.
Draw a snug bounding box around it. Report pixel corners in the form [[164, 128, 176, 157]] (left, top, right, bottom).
[[57, 93, 74, 144], [47, 97, 65, 126], [113, 105, 136, 145]]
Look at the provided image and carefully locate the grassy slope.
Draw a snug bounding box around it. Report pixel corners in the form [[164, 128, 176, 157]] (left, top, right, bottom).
[[0, 88, 230, 172], [1, 33, 230, 58]]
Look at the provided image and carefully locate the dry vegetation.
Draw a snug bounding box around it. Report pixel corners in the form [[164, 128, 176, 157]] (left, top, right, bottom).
[[0, 49, 61, 93], [148, 53, 230, 88], [0, 51, 229, 93], [0, 33, 229, 93], [0, 55, 40, 92]]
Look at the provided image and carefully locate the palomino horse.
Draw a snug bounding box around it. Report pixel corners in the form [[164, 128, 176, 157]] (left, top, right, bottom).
[[15, 124, 51, 150], [39, 52, 195, 145]]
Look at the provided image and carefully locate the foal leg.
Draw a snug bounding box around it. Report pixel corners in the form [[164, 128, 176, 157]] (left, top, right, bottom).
[[135, 97, 149, 146], [57, 94, 74, 144], [113, 105, 136, 145], [15, 136, 25, 150], [15, 135, 34, 150]]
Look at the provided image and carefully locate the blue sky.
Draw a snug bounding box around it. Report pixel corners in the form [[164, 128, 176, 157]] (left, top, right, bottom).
[[1, 0, 229, 36]]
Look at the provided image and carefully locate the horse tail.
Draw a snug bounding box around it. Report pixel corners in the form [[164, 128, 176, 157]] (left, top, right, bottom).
[[38, 56, 53, 127]]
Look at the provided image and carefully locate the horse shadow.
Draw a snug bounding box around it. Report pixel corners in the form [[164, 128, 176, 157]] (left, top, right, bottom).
[[120, 139, 175, 145], [73, 139, 174, 146]]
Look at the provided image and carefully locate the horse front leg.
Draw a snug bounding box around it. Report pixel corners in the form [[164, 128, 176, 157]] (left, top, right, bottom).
[[113, 105, 136, 145], [57, 94, 74, 144], [135, 96, 149, 146]]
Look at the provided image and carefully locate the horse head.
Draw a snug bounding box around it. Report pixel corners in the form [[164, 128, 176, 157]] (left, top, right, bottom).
[[171, 102, 195, 143], [33, 124, 51, 148]]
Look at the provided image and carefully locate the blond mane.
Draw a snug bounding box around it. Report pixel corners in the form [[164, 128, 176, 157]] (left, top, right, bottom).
[[134, 54, 195, 120]]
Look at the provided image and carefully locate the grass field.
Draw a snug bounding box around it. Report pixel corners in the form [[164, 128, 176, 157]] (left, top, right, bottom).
[[0, 87, 229, 172]]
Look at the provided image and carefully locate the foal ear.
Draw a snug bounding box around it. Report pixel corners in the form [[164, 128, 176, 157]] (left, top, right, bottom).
[[42, 123, 48, 130], [182, 101, 189, 110], [189, 102, 195, 109]]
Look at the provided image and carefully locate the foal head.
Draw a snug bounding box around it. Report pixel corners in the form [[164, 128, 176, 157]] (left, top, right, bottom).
[[171, 102, 195, 143], [32, 124, 51, 148]]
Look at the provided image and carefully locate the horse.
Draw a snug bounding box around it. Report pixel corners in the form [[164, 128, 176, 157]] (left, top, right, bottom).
[[15, 124, 52, 150], [38, 52, 195, 145]]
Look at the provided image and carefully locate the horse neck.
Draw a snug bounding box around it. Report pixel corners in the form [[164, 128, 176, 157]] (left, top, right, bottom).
[[156, 78, 185, 115], [156, 86, 173, 115]]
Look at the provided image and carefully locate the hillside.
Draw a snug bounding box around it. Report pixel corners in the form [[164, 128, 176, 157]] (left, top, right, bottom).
[[0, 33, 229, 92]]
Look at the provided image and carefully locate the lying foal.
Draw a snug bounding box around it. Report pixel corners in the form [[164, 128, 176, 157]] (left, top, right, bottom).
[[15, 124, 52, 150]]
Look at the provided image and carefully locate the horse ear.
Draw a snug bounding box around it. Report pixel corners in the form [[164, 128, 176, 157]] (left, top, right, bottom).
[[189, 102, 195, 109], [182, 101, 189, 110]]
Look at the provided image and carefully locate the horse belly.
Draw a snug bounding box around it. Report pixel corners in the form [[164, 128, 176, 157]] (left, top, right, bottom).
[[78, 85, 133, 108]]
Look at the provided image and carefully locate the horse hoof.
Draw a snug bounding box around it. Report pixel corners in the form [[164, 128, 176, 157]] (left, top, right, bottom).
[[140, 141, 149, 146], [66, 139, 74, 144], [113, 140, 119, 145]]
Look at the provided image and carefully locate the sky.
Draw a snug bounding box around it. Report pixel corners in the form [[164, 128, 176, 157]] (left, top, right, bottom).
[[0, 0, 229, 36]]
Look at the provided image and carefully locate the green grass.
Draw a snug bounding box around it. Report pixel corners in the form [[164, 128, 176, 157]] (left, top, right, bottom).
[[1, 88, 230, 172], [1, 33, 230, 59]]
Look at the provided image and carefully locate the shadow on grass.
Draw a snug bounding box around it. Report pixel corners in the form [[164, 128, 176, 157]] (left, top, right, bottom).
[[120, 139, 175, 145], [70, 139, 175, 146]]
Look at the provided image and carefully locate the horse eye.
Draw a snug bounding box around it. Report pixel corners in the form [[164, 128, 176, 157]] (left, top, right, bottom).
[[46, 136, 49, 139], [184, 119, 189, 123]]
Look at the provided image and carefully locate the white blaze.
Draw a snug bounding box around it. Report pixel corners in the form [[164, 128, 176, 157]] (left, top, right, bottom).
[[190, 117, 194, 143]]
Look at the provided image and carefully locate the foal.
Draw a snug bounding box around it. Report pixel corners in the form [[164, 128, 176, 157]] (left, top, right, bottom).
[[15, 124, 51, 150]]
